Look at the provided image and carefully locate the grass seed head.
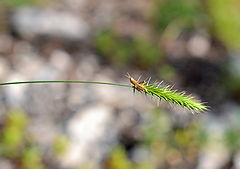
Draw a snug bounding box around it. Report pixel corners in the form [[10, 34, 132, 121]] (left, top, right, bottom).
[[126, 74, 209, 113]]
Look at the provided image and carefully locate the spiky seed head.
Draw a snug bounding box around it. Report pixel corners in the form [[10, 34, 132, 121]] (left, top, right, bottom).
[[126, 74, 209, 113]]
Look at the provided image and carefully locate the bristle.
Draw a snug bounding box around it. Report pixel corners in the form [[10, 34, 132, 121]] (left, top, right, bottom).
[[146, 77, 151, 85], [137, 75, 142, 82]]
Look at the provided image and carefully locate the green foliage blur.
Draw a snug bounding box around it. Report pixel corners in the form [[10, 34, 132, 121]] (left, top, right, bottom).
[[152, 0, 203, 32], [105, 109, 240, 169], [1, 110, 28, 157], [53, 135, 69, 156], [103, 109, 208, 169], [141, 109, 207, 168], [0, 110, 69, 169], [94, 30, 162, 68], [0, 110, 45, 169], [223, 111, 240, 152], [208, 0, 240, 50], [106, 146, 155, 169], [0, 0, 40, 7]]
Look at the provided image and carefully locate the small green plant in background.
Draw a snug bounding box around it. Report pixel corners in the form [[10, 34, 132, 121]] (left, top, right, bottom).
[[21, 147, 44, 169], [106, 146, 133, 169], [0, 110, 28, 157], [0, 0, 41, 7], [106, 109, 208, 169], [141, 109, 207, 168], [152, 0, 202, 33], [0, 110, 70, 169], [0, 110, 46, 169], [94, 30, 134, 65], [106, 146, 155, 169], [132, 37, 161, 68], [94, 30, 161, 68], [224, 128, 240, 152], [223, 111, 240, 152], [53, 135, 69, 156], [208, 0, 240, 50], [158, 65, 177, 82]]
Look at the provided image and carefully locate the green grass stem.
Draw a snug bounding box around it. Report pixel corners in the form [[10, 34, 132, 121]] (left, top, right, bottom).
[[0, 79, 208, 113], [0, 81, 131, 88]]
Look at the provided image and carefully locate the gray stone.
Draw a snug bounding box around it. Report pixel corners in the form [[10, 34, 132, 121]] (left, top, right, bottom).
[[60, 105, 117, 168], [12, 7, 90, 40], [0, 159, 14, 169]]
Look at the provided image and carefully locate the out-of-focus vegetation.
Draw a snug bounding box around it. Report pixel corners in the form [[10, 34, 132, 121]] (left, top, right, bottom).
[[0, 0, 40, 7], [224, 111, 240, 152], [0, 110, 238, 169], [141, 109, 207, 168], [208, 0, 240, 50], [106, 146, 155, 169], [1, 110, 28, 157], [0, 110, 69, 169], [53, 135, 69, 157], [94, 30, 161, 68], [152, 0, 204, 32], [54, 107, 236, 169], [106, 109, 240, 169], [0, 110, 45, 169]]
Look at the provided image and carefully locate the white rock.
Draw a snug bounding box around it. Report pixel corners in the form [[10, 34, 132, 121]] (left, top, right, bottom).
[[197, 146, 230, 169], [187, 34, 210, 58], [60, 105, 117, 168], [12, 7, 90, 40], [4, 73, 27, 109], [50, 50, 72, 73]]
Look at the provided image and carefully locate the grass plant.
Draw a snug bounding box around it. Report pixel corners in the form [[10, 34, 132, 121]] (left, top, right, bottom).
[[0, 74, 208, 113]]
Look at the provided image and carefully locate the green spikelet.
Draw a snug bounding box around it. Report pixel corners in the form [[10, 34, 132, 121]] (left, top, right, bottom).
[[143, 83, 208, 113], [126, 73, 209, 113]]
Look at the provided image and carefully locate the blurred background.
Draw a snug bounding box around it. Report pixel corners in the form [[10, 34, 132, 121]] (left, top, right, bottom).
[[0, 0, 240, 169]]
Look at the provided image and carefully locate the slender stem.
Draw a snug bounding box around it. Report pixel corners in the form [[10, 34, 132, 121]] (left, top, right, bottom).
[[0, 80, 132, 88]]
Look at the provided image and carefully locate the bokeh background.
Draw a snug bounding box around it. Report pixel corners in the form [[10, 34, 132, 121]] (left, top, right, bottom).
[[0, 0, 240, 169]]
